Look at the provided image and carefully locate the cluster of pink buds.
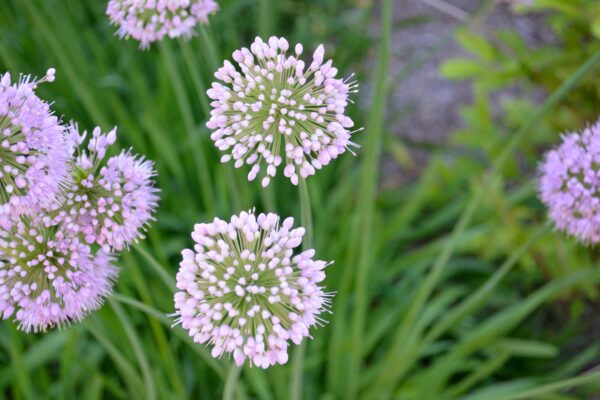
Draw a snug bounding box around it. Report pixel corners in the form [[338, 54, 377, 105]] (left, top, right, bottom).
[[539, 119, 600, 244], [106, 0, 219, 48], [0, 69, 69, 214], [174, 210, 332, 368], [173, 35, 360, 367], [0, 213, 117, 333], [206, 36, 360, 187], [0, 68, 159, 332], [62, 125, 159, 251]]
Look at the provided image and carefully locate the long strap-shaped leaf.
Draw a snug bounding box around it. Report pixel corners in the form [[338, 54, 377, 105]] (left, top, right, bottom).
[[414, 268, 600, 398]]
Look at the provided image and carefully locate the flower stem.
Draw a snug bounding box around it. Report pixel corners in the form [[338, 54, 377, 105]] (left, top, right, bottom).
[[346, 0, 393, 396], [158, 41, 215, 214], [299, 178, 314, 248], [290, 342, 305, 400], [223, 364, 242, 400], [290, 178, 313, 400]]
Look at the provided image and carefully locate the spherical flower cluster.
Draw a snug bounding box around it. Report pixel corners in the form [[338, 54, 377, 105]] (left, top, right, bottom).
[[0, 69, 70, 212], [0, 213, 118, 333], [106, 0, 219, 48], [539, 120, 600, 243], [207, 36, 360, 187], [174, 210, 332, 368], [0, 69, 159, 333], [63, 126, 159, 251]]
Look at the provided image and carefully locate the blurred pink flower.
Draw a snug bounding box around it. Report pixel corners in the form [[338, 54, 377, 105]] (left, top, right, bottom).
[[207, 36, 360, 187], [174, 210, 332, 368], [539, 119, 600, 244], [106, 0, 219, 48]]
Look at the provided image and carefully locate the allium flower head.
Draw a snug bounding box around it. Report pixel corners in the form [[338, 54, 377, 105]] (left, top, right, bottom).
[[174, 210, 332, 368], [207, 36, 360, 187], [0, 214, 118, 332], [106, 0, 219, 48], [539, 120, 600, 243], [0, 69, 70, 212], [63, 125, 159, 251]]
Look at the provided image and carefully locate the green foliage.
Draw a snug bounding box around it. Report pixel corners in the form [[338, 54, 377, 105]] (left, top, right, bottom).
[[0, 0, 599, 399], [437, 0, 600, 288]]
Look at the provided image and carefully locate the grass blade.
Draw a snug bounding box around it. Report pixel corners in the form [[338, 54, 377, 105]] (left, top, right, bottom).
[[373, 47, 600, 395]]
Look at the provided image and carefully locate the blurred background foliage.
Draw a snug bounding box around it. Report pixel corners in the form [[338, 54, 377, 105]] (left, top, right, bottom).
[[439, 0, 600, 285], [1, 0, 600, 399]]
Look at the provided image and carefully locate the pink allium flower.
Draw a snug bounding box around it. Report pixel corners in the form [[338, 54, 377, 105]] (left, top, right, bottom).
[[539, 119, 600, 243], [207, 36, 360, 187], [106, 0, 219, 48], [63, 125, 159, 251], [0, 69, 70, 212], [174, 210, 332, 368], [0, 214, 118, 333]]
